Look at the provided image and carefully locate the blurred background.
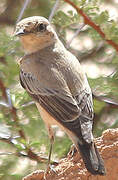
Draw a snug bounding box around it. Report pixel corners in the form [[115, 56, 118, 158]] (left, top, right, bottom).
[[0, 0, 118, 179]]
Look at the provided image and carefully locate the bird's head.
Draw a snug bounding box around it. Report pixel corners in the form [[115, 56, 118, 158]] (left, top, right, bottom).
[[14, 16, 57, 53]]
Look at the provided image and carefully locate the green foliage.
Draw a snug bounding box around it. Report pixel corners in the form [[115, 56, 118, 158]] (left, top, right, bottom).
[[94, 11, 109, 25], [0, 0, 118, 179]]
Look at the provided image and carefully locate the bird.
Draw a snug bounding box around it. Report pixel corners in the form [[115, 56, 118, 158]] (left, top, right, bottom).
[[14, 16, 106, 176]]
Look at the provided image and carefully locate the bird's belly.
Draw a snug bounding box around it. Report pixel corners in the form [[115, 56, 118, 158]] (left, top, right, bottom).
[[36, 102, 79, 147]]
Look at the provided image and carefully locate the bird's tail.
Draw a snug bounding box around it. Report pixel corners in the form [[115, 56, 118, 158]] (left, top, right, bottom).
[[77, 141, 106, 175]]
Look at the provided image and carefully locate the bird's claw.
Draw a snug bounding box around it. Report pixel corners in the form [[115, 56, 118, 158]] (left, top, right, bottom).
[[68, 144, 77, 157], [44, 164, 58, 180]]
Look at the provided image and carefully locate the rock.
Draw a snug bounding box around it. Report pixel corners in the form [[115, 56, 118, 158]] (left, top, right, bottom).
[[23, 128, 118, 180]]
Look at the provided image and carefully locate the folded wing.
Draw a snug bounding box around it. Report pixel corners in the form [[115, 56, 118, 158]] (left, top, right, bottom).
[[20, 68, 93, 143]]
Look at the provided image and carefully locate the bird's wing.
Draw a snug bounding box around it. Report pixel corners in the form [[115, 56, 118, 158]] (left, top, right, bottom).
[[20, 69, 81, 122], [20, 66, 93, 143], [73, 91, 94, 143]]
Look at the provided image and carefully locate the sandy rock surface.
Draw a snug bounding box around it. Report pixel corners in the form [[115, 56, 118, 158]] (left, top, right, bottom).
[[23, 128, 118, 180]]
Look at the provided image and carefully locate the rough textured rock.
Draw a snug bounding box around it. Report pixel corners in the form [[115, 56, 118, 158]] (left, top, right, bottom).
[[23, 128, 118, 180]]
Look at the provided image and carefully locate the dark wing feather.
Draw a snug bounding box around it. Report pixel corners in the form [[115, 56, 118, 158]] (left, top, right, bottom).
[[20, 70, 81, 122], [20, 69, 93, 143], [74, 91, 94, 143]]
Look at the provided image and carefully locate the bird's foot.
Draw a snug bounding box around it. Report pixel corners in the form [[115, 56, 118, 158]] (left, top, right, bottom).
[[44, 164, 58, 180], [68, 144, 77, 157]]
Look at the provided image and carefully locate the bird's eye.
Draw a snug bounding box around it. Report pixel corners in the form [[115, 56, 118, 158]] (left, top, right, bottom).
[[36, 23, 46, 32]]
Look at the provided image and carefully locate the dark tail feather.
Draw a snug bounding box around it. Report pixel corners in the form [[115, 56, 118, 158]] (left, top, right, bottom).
[[77, 142, 106, 175]]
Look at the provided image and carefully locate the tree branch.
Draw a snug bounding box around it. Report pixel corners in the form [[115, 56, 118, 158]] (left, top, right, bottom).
[[0, 78, 47, 163], [0, 78, 7, 100], [66, 23, 86, 49], [93, 94, 118, 109], [48, 0, 60, 22], [64, 0, 118, 52], [16, 0, 32, 24], [0, 136, 57, 164]]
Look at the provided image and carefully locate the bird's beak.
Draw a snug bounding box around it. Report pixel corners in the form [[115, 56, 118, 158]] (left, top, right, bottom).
[[13, 28, 25, 37]]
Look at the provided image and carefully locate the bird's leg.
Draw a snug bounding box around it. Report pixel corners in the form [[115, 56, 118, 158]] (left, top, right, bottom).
[[47, 126, 54, 170], [44, 125, 56, 179]]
